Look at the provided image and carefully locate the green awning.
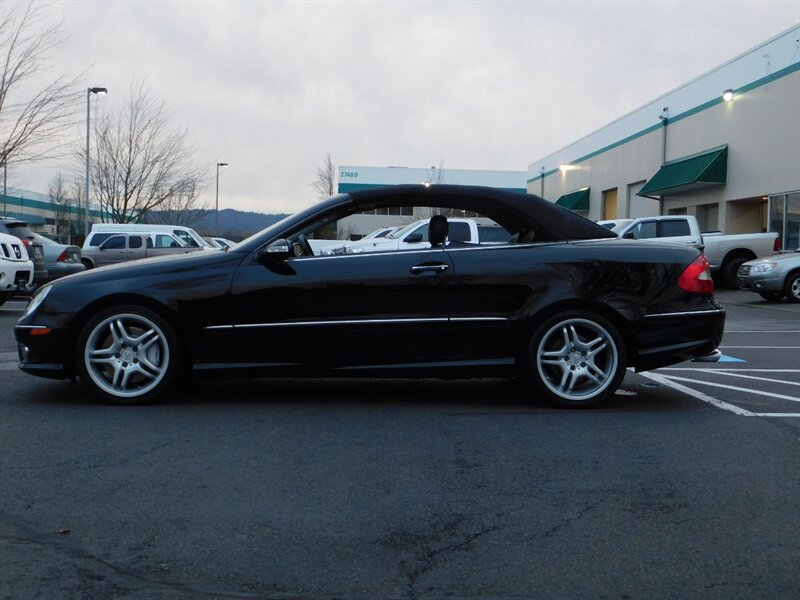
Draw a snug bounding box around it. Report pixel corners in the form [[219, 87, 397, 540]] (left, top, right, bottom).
[[555, 187, 590, 211], [638, 145, 728, 198]]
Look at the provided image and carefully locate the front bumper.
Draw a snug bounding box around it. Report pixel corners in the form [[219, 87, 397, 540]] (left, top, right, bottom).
[[737, 274, 783, 293]]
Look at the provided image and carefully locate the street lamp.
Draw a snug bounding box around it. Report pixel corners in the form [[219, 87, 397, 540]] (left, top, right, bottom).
[[216, 162, 228, 231], [85, 86, 107, 238]]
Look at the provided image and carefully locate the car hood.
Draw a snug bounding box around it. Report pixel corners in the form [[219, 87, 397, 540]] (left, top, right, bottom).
[[744, 252, 800, 266], [50, 248, 245, 290]]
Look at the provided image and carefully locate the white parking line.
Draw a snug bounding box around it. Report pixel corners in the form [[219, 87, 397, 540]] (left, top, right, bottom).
[[702, 370, 800, 387], [725, 330, 800, 334], [752, 413, 800, 417], [657, 374, 800, 403], [720, 346, 800, 349], [659, 368, 800, 372], [639, 372, 756, 416]]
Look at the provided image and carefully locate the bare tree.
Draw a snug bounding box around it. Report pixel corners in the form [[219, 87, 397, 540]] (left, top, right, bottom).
[[47, 171, 72, 240], [312, 153, 335, 199], [0, 2, 84, 172], [141, 179, 210, 227], [86, 82, 207, 223]]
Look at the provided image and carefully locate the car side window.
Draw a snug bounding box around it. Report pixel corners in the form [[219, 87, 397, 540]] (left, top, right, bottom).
[[661, 220, 690, 237], [449, 222, 471, 242], [405, 224, 429, 243], [155, 235, 174, 248], [89, 233, 113, 246], [129, 236, 143, 249], [632, 221, 657, 239], [174, 231, 198, 247], [103, 235, 126, 249]]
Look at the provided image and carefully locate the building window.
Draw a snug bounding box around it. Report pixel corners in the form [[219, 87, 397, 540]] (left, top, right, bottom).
[[769, 192, 800, 251]]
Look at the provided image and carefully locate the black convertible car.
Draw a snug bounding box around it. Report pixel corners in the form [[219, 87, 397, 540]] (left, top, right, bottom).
[[15, 185, 724, 407]]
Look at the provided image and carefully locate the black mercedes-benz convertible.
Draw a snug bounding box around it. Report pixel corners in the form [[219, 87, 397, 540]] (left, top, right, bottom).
[[15, 185, 724, 407]]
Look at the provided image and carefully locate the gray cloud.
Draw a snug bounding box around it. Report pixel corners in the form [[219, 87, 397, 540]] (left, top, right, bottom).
[[10, 0, 799, 214]]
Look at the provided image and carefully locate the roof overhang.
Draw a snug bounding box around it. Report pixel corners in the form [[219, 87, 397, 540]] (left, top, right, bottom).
[[555, 187, 590, 211], [638, 145, 728, 198]]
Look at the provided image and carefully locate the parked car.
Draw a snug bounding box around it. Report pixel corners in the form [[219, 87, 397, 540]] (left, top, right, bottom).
[[737, 249, 800, 303], [16, 184, 724, 407], [87, 223, 217, 250], [598, 215, 781, 287], [29, 232, 85, 281], [210, 237, 237, 250], [0, 217, 48, 289], [325, 218, 510, 254], [361, 226, 399, 240], [203, 236, 237, 251], [81, 232, 201, 268], [0, 232, 34, 307]]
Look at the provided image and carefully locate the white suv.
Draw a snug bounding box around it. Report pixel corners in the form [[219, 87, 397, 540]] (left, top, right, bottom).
[[0, 232, 34, 307]]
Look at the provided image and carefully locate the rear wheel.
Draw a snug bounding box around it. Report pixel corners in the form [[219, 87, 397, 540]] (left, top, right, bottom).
[[720, 255, 750, 289], [527, 311, 626, 408], [784, 271, 800, 303], [81, 258, 94, 269], [76, 305, 179, 404]]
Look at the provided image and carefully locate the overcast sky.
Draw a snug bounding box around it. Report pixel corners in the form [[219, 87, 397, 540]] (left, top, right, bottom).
[[9, 0, 800, 215]]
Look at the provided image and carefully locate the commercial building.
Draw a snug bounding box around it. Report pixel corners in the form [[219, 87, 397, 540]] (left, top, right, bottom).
[[527, 25, 800, 251]]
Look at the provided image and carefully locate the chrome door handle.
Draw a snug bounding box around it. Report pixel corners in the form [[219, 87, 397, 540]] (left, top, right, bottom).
[[410, 263, 449, 274]]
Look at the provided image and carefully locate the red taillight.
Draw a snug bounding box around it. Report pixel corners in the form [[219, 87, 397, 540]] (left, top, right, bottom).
[[773, 237, 782, 252], [21, 239, 30, 247], [678, 255, 715, 294], [56, 250, 68, 262]]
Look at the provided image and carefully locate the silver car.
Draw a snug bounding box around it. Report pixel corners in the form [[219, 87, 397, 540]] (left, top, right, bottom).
[[737, 249, 800, 303], [30, 232, 86, 282]]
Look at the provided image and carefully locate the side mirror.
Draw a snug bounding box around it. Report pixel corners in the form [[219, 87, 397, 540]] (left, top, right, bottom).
[[622, 231, 635, 240], [405, 233, 423, 243], [258, 238, 292, 264]]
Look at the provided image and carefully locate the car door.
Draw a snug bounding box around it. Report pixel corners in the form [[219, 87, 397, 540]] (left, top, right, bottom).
[[127, 235, 147, 260], [94, 235, 128, 267], [198, 247, 455, 368], [444, 243, 552, 361]]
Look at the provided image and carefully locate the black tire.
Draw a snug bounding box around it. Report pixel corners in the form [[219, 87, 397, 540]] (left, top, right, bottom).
[[758, 291, 784, 302], [783, 271, 800, 304], [720, 255, 750, 289], [526, 311, 626, 409], [81, 258, 94, 270], [75, 305, 179, 404], [0, 292, 9, 308]]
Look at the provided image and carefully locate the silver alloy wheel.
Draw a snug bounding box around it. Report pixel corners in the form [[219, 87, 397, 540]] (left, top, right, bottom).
[[536, 317, 619, 402], [789, 274, 800, 301], [83, 313, 170, 399]]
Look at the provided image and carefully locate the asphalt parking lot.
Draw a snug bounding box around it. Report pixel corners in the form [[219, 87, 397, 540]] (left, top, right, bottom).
[[1, 289, 799, 599]]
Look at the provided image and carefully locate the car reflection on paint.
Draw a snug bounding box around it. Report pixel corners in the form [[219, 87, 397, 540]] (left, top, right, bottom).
[[15, 185, 725, 408]]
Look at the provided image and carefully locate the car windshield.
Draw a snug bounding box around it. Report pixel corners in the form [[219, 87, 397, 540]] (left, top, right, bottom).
[[31, 232, 60, 246]]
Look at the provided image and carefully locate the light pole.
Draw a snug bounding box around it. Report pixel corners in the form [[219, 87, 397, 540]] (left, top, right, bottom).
[[215, 162, 228, 232], [85, 86, 107, 238]]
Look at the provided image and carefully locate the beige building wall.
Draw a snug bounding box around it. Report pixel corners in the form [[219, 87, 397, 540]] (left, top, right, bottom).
[[528, 26, 800, 235], [533, 66, 800, 235]]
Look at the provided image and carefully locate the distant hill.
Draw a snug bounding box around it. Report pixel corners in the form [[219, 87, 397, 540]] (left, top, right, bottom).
[[148, 209, 289, 242]]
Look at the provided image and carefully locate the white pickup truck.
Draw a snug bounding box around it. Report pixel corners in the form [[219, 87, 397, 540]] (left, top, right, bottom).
[[319, 218, 511, 255], [598, 215, 781, 287]]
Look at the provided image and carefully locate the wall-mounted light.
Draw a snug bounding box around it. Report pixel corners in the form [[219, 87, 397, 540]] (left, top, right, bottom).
[[722, 89, 734, 102]]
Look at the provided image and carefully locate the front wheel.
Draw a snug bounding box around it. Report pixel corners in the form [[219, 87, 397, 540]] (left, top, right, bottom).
[[527, 311, 626, 408], [784, 271, 800, 304], [76, 305, 179, 404]]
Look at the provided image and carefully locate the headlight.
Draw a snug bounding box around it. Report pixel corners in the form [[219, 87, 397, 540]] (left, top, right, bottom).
[[23, 284, 52, 317], [751, 263, 777, 273], [346, 247, 366, 254]]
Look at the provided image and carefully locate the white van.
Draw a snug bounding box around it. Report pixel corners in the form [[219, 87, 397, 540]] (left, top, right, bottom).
[[86, 224, 217, 250]]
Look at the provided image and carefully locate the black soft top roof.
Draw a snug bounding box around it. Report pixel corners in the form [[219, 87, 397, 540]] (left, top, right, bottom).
[[348, 184, 615, 241]]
